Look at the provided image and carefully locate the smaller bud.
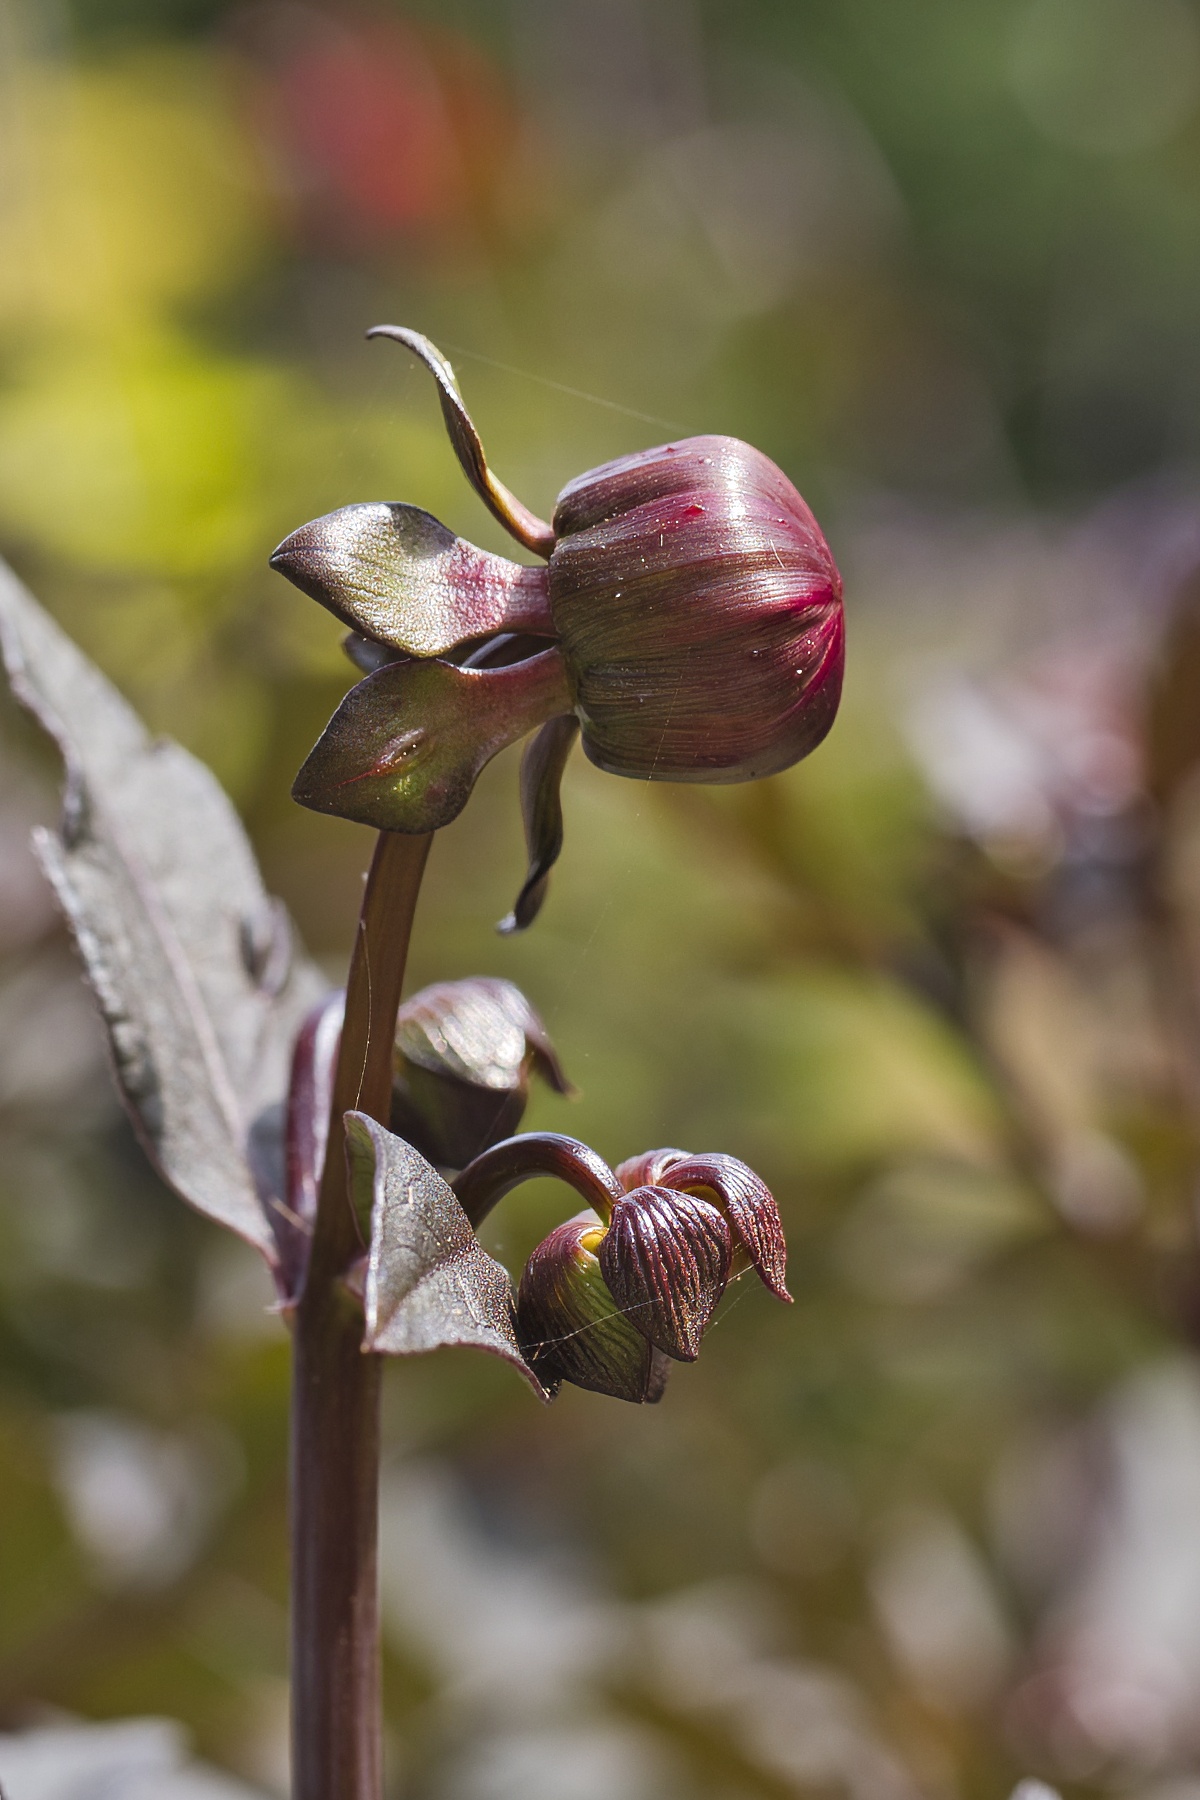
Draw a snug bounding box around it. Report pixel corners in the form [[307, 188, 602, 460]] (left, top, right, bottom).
[[391, 978, 571, 1171], [598, 1186, 731, 1360], [516, 1213, 670, 1403]]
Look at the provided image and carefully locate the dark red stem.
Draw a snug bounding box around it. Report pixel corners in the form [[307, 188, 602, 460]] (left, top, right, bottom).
[[453, 1130, 622, 1228], [291, 829, 432, 1800]]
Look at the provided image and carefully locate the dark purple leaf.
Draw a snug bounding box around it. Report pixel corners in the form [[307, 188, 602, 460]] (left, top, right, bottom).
[[347, 1111, 548, 1398], [0, 562, 328, 1260]]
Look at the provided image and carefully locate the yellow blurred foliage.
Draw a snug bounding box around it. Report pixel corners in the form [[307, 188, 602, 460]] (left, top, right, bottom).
[[0, 47, 267, 333], [0, 335, 304, 576]]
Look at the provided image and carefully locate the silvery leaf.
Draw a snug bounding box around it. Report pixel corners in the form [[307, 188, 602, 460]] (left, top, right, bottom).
[[347, 1111, 548, 1398], [0, 561, 328, 1260]]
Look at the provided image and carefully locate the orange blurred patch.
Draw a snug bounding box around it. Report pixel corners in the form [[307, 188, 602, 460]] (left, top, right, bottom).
[[229, 7, 526, 253]]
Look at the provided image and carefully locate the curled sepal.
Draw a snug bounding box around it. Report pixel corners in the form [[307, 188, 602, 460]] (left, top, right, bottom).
[[270, 503, 553, 658], [661, 1153, 791, 1301], [367, 326, 556, 558], [498, 713, 580, 934], [516, 1213, 671, 1403], [292, 646, 572, 833], [277, 988, 344, 1300], [391, 977, 572, 1170], [347, 1111, 549, 1400], [598, 1186, 731, 1360], [453, 1131, 623, 1229]]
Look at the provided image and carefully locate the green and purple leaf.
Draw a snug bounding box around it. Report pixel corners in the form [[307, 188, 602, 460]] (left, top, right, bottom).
[[292, 647, 572, 834], [270, 502, 553, 658]]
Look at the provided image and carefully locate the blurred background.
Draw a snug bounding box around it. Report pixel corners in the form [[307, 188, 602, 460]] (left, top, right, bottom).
[[3, 0, 1200, 1796]]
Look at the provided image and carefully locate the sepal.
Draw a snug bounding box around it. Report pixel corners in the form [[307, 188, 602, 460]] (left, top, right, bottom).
[[515, 1213, 670, 1403], [292, 646, 572, 833], [270, 502, 553, 658], [645, 1151, 791, 1301], [391, 977, 571, 1170], [598, 1185, 731, 1360], [614, 1148, 688, 1190], [498, 714, 580, 933], [366, 326, 556, 557]]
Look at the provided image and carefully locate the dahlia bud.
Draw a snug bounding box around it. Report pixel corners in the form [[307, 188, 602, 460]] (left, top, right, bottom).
[[515, 1213, 670, 1403], [273, 328, 843, 928], [453, 1130, 789, 1401], [390, 976, 571, 1170], [549, 435, 842, 783]]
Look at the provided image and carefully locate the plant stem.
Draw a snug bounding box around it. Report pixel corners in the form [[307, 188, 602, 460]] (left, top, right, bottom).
[[291, 829, 432, 1800]]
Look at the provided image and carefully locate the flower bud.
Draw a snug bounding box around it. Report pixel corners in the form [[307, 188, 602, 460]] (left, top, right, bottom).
[[272, 329, 844, 929], [515, 1212, 670, 1403], [390, 978, 571, 1171], [549, 436, 843, 783], [450, 1131, 787, 1398]]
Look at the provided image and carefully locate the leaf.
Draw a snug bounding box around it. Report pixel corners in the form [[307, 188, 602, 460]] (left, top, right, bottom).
[[0, 559, 328, 1259], [348, 1111, 549, 1398]]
